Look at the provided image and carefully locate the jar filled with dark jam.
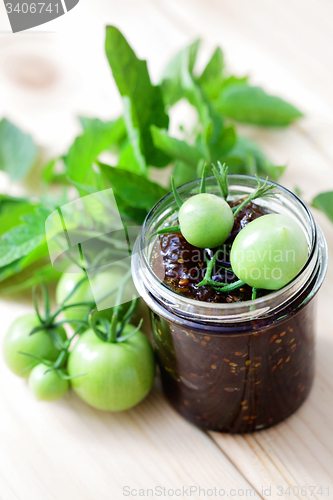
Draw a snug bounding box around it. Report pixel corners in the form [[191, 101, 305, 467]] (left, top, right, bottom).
[[132, 175, 327, 433]]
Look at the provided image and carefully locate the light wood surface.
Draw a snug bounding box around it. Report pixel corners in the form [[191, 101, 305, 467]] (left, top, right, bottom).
[[0, 1, 333, 499]]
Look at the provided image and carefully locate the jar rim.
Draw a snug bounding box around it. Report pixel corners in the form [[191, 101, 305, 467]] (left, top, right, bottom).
[[133, 175, 327, 323]]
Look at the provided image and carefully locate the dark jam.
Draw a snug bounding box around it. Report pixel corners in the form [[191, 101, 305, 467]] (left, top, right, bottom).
[[152, 202, 270, 303], [150, 201, 316, 433]]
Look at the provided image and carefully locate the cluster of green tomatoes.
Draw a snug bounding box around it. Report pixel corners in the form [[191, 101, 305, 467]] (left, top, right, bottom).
[[158, 163, 309, 292], [3, 272, 155, 411]]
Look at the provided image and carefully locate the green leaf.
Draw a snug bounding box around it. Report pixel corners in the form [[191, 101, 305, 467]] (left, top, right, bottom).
[[0, 118, 38, 180], [105, 26, 170, 168], [67, 178, 98, 196], [65, 118, 125, 183], [197, 47, 224, 100], [122, 96, 147, 173], [79, 116, 127, 148], [117, 140, 143, 174], [162, 39, 216, 163], [224, 136, 285, 180], [173, 161, 197, 186], [0, 207, 50, 268], [217, 85, 303, 126], [99, 163, 168, 213], [0, 264, 60, 295], [114, 196, 148, 225], [151, 126, 205, 168], [209, 125, 237, 162], [0, 199, 36, 237], [161, 39, 200, 107], [312, 191, 333, 223], [42, 158, 58, 183], [218, 75, 249, 93]]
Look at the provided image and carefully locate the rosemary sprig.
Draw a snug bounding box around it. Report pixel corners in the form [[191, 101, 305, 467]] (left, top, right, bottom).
[[212, 161, 228, 200], [196, 251, 245, 292], [232, 175, 276, 217], [171, 175, 183, 208]]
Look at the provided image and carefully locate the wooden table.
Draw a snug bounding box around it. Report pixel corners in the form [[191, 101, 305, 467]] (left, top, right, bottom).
[[0, 1, 333, 498]]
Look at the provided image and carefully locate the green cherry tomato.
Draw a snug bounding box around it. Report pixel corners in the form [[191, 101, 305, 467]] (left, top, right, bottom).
[[56, 269, 137, 324], [28, 363, 69, 402], [179, 193, 234, 248], [3, 314, 67, 377], [230, 214, 308, 290], [68, 324, 155, 412]]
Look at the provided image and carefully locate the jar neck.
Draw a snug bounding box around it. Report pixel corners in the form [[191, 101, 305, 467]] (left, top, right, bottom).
[[132, 175, 327, 325]]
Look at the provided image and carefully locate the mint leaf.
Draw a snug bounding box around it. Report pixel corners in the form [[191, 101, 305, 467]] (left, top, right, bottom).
[[161, 39, 200, 107], [209, 125, 237, 162], [217, 85, 303, 126], [219, 75, 248, 91], [65, 118, 125, 183], [312, 191, 333, 223], [99, 163, 168, 213], [105, 26, 170, 168], [0, 199, 36, 237], [0, 207, 50, 268], [224, 136, 286, 180], [151, 126, 204, 168], [173, 161, 198, 186], [197, 47, 224, 100], [0, 264, 60, 295], [78, 116, 126, 148], [122, 96, 147, 173], [0, 119, 38, 180], [118, 140, 144, 174]]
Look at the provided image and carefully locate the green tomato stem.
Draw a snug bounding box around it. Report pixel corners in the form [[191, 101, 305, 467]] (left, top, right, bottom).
[[40, 279, 50, 321], [53, 326, 84, 370], [117, 318, 143, 343], [108, 314, 118, 343], [32, 285, 44, 325], [116, 297, 138, 337]]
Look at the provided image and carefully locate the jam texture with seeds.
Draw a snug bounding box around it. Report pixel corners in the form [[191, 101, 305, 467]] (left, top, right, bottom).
[[152, 202, 269, 303]]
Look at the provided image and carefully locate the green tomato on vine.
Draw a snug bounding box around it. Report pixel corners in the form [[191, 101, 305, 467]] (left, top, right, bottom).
[[56, 268, 138, 325], [28, 363, 69, 402], [68, 321, 155, 412], [3, 314, 67, 377]]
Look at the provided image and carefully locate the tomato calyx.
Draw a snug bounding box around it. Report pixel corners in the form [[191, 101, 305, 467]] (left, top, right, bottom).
[[88, 299, 143, 344], [30, 277, 91, 337]]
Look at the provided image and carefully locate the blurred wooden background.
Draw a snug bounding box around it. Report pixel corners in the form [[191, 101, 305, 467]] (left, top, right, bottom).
[[0, 1, 333, 499]]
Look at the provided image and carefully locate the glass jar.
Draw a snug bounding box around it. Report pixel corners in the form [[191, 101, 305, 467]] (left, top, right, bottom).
[[132, 175, 327, 433]]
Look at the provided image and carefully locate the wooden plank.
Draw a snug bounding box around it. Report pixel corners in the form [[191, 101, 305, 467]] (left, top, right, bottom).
[[1, 0, 333, 498]]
